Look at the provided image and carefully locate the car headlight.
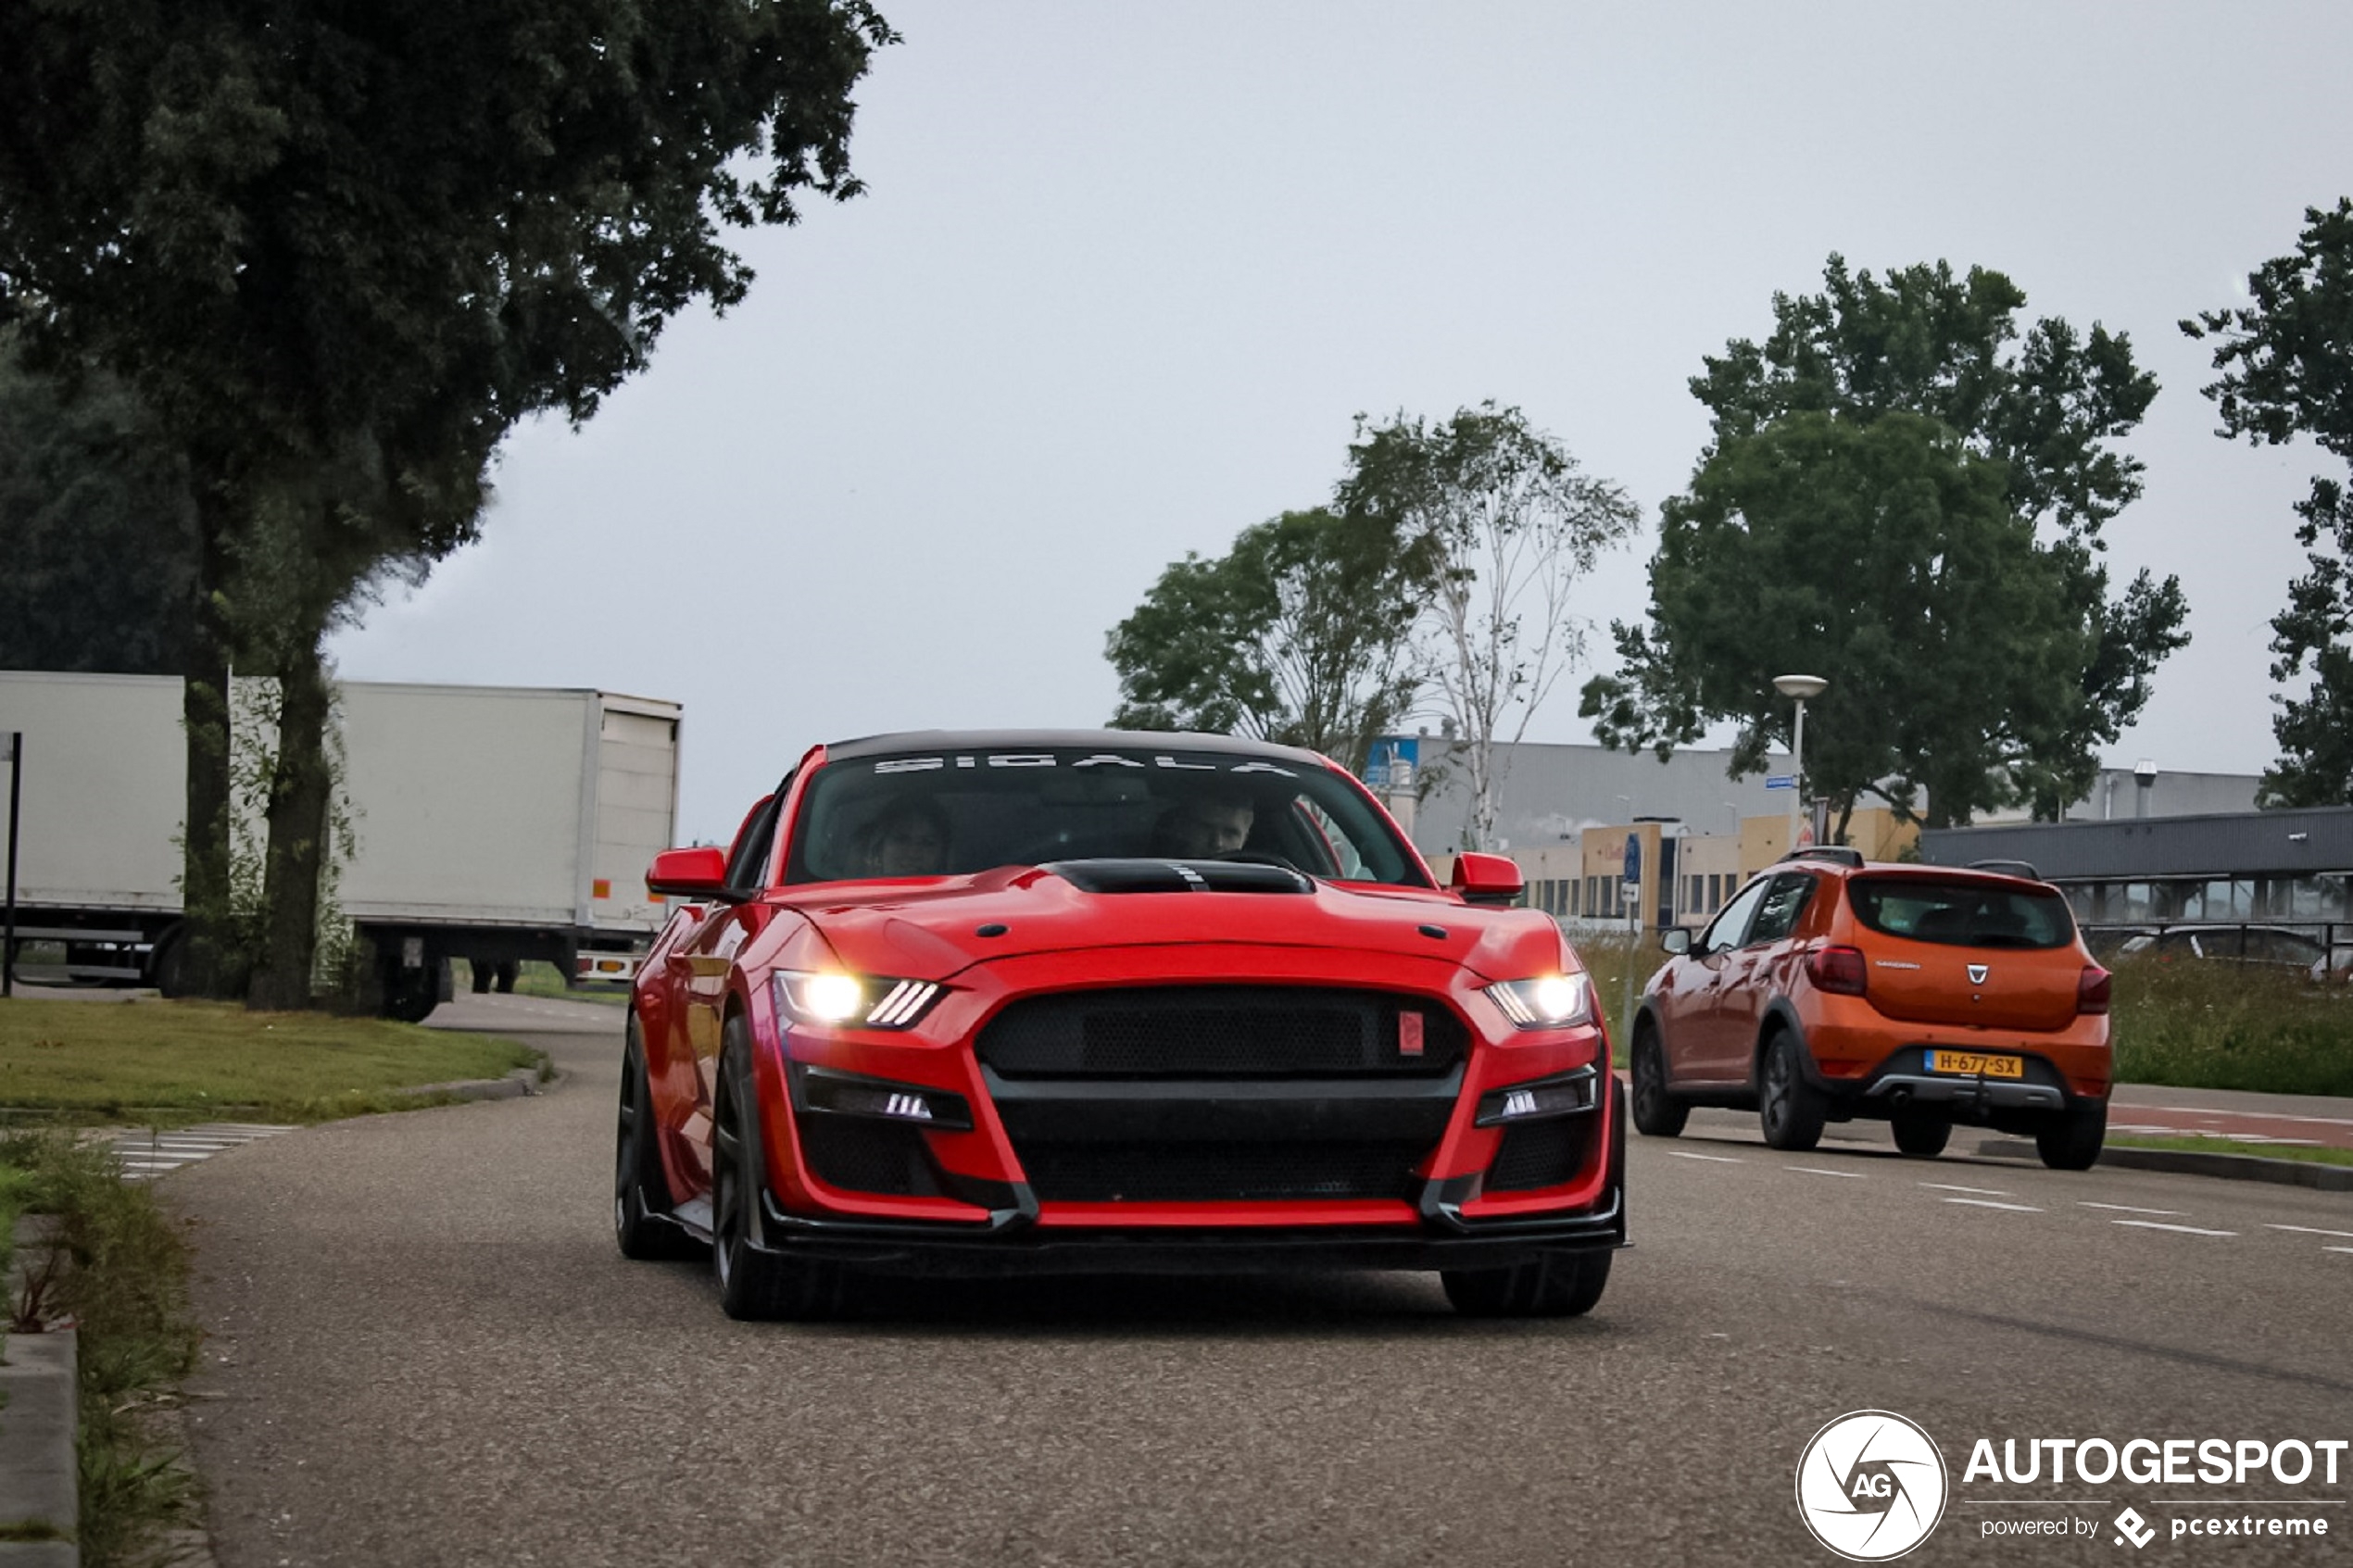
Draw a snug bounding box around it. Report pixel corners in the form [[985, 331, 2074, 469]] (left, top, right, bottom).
[[1485, 973, 1593, 1030], [772, 970, 944, 1030]]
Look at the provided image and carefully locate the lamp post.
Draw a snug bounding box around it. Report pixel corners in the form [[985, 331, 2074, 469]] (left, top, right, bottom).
[[1773, 674, 1828, 853]]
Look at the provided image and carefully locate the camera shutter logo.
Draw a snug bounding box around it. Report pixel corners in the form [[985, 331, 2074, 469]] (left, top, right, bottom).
[[1794, 1411, 1949, 1561]]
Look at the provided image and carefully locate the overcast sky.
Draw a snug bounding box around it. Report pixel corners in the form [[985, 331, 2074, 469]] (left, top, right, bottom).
[[327, 2, 2353, 843]]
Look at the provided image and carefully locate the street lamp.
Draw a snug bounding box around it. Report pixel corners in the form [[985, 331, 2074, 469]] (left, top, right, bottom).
[[1773, 674, 1828, 853]]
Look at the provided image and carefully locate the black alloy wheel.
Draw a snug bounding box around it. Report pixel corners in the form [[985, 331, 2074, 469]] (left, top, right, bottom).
[[1441, 1248, 1613, 1317], [711, 1020, 845, 1321], [2035, 1098, 2107, 1172], [1757, 1032, 1828, 1152], [1890, 1107, 1953, 1158], [1629, 1025, 1689, 1138], [615, 1022, 698, 1261]]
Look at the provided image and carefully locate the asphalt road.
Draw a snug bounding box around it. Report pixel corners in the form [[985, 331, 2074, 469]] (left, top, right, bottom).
[[172, 995, 2353, 1567]]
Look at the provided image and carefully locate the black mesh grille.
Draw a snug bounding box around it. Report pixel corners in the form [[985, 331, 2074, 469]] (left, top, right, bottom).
[[798, 1118, 942, 1198], [1485, 1119, 1592, 1194], [978, 986, 1466, 1078], [1017, 1140, 1427, 1203]]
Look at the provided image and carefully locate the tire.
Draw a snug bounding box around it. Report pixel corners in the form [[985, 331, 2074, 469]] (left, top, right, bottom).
[[615, 1022, 699, 1261], [1757, 1031, 1827, 1152], [712, 1020, 845, 1321], [1629, 1024, 1688, 1138], [1442, 1248, 1612, 1318], [2035, 1098, 2107, 1172], [1890, 1108, 1952, 1158], [383, 960, 439, 1023]]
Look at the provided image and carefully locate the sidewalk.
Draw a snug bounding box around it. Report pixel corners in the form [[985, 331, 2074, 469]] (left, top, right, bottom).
[[2108, 1083, 2353, 1150]]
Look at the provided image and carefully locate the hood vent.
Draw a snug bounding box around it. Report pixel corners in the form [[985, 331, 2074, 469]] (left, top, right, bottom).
[[1040, 858, 1314, 896]]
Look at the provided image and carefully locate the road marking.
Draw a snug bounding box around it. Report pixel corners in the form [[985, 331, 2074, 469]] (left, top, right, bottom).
[[1789, 1166, 1866, 1179], [1944, 1198, 2044, 1212], [2079, 1201, 2183, 1216], [1669, 1151, 1743, 1163], [2326, 1247, 2353, 1256], [1919, 1182, 2011, 1196], [2112, 1220, 2237, 1237], [2263, 1223, 2353, 1239], [108, 1123, 295, 1182]]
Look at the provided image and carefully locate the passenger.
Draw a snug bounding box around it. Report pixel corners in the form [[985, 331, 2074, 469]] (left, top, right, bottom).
[[860, 799, 950, 876], [1151, 793, 1255, 859]]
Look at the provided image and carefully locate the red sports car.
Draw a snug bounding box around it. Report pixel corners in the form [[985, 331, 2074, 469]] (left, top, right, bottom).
[[616, 730, 1624, 1319]]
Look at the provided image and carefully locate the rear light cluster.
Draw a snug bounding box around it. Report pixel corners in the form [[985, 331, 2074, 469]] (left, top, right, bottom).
[[2077, 964, 2112, 1015], [1806, 945, 1869, 997]]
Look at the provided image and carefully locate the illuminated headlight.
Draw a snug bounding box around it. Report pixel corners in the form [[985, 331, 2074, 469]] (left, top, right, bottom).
[[1484, 973, 1594, 1029], [772, 970, 944, 1030]]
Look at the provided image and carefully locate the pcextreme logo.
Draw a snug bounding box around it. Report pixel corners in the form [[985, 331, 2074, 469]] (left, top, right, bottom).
[[1795, 1411, 1951, 1562]]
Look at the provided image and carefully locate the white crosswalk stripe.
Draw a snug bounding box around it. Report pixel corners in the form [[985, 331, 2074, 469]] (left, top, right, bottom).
[[108, 1123, 295, 1181]]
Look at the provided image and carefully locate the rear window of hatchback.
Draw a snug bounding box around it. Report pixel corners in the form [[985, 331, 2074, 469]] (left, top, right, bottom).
[[1845, 875, 2077, 950]]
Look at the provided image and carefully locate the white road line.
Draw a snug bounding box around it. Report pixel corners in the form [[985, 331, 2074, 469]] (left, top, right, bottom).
[[2263, 1223, 2353, 1239], [1920, 1182, 2012, 1196], [2112, 1220, 2237, 1237], [1669, 1151, 1744, 1163], [2079, 1201, 2183, 1216], [2326, 1247, 2353, 1256], [1944, 1198, 2045, 1212], [1789, 1167, 1866, 1179]]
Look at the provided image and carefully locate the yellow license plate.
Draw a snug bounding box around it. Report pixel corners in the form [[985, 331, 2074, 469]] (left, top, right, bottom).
[[1929, 1050, 2025, 1079]]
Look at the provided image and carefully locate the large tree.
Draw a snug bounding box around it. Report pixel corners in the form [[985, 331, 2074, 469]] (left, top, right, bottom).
[[0, 0, 895, 1005], [1337, 403, 1640, 848], [1587, 257, 2188, 824], [2184, 198, 2353, 807], [1108, 508, 1434, 774]]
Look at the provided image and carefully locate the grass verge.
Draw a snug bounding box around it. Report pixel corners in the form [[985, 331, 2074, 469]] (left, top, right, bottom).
[[2108, 1134, 2353, 1169], [3, 1129, 200, 1567], [509, 960, 629, 1007], [2108, 960, 2353, 1098], [0, 999, 543, 1125]]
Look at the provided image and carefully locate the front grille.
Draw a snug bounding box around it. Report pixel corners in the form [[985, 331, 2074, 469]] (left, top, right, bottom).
[[798, 1118, 942, 1198], [1485, 1119, 1591, 1193], [1016, 1139, 1428, 1203], [977, 985, 1466, 1077]]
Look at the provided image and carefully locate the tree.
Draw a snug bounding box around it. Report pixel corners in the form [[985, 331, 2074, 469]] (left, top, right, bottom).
[[0, 0, 896, 1005], [2183, 198, 2353, 807], [1586, 413, 2084, 833], [1587, 257, 2188, 824], [1337, 404, 1640, 848], [1107, 508, 1434, 774], [0, 332, 199, 674]]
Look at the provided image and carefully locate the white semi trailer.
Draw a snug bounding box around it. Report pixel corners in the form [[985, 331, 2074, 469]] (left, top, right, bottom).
[[0, 672, 681, 1020]]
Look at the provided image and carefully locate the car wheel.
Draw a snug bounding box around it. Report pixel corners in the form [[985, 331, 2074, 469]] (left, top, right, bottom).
[[711, 1021, 845, 1321], [2035, 1098, 2107, 1172], [1757, 1031, 1827, 1152], [615, 1022, 698, 1261], [1441, 1248, 1612, 1318], [1889, 1108, 1952, 1159], [1629, 1024, 1688, 1138]]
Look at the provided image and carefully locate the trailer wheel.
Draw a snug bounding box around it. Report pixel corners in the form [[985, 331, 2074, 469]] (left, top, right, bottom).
[[149, 925, 190, 997], [382, 957, 441, 1023]]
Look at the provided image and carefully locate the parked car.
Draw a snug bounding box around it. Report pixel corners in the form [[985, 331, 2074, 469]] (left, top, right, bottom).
[[618, 729, 1625, 1320], [1629, 849, 2112, 1170], [2114, 925, 2329, 972]]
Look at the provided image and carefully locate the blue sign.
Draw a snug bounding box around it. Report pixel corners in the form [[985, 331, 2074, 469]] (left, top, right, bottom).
[[1364, 735, 1420, 790], [1765, 774, 1796, 790], [1622, 832, 1642, 885]]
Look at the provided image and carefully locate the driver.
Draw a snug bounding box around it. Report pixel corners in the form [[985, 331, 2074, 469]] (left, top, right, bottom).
[[1151, 792, 1255, 859], [859, 798, 950, 876]]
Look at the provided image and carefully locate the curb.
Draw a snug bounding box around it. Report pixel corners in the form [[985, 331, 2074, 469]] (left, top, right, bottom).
[[396, 1066, 549, 1103], [1976, 1137, 2353, 1192], [1, 1220, 79, 1568]]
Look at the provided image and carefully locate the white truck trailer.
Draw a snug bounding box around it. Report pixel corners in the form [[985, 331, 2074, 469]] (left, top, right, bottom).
[[0, 672, 681, 1019]]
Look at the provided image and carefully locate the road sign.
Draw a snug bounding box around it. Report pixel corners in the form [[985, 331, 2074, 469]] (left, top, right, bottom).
[[1622, 833, 1642, 886], [1765, 774, 1795, 789]]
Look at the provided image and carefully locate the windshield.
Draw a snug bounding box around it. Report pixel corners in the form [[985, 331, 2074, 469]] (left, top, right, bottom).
[[784, 745, 1429, 887], [1847, 875, 2076, 950]]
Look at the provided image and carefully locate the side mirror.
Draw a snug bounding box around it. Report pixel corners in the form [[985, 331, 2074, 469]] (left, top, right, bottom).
[[646, 846, 729, 899], [1661, 926, 1692, 956], [1448, 850, 1524, 908]]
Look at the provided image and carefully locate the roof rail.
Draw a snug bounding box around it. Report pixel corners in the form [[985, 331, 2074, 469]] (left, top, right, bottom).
[[1967, 858, 2043, 881], [1778, 846, 1864, 868]]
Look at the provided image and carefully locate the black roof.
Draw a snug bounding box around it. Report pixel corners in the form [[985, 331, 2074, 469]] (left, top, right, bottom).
[[821, 728, 1335, 768], [1921, 806, 2353, 881]]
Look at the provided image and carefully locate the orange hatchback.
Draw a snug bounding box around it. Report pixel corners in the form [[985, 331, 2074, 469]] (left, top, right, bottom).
[[1629, 849, 2112, 1169]]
